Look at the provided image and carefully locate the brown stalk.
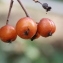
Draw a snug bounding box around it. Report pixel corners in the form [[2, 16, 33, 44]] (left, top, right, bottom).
[[33, 0, 42, 5], [17, 0, 30, 17], [33, 0, 43, 6], [6, 0, 14, 25], [33, 0, 52, 13]]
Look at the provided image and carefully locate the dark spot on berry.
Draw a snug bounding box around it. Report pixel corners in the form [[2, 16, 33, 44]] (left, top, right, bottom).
[[7, 40, 12, 43], [24, 28, 30, 35], [48, 32, 52, 36]]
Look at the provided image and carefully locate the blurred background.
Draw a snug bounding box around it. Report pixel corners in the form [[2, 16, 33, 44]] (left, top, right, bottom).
[[0, 0, 63, 63]]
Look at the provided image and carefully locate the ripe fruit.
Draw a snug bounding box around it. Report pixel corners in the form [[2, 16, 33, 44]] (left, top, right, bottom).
[[37, 18, 56, 37], [31, 32, 40, 41], [16, 17, 37, 39], [31, 22, 40, 41], [0, 25, 17, 43]]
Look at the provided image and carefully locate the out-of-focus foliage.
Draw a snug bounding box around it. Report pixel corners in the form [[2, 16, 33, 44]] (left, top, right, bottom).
[[1, 39, 63, 63]]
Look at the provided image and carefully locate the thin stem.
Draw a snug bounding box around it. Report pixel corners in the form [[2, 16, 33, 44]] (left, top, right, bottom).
[[6, 0, 14, 25], [33, 0, 51, 13], [33, 0, 43, 6], [17, 0, 29, 17]]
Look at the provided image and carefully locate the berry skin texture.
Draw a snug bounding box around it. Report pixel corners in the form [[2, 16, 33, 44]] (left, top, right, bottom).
[[16, 17, 37, 39], [37, 18, 56, 37], [0, 25, 17, 43]]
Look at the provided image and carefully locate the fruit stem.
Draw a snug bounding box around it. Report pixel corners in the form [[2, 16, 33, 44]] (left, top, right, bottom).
[[17, 0, 30, 17], [24, 28, 30, 36], [33, 0, 42, 5], [6, 0, 14, 25], [33, 0, 51, 13]]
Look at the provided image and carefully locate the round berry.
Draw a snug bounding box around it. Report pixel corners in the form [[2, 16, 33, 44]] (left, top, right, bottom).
[[37, 18, 56, 37], [42, 3, 51, 12], [16, 17, 37, 39], [42, 3, 48, 9], [31, 32, 40, 41], [0, 25, 17, 43], [31, 23, 40, 41]]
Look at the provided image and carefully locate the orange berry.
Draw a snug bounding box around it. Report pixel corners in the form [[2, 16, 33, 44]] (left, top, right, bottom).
[[37, 18, 56, 37], [31, 23, 40, 41], [0, 25, 17, 43], [16, 17, 37, 39], [31, 32, 40, 41]]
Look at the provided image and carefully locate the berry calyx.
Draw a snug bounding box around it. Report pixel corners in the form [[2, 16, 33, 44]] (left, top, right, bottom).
[[0, 25, 17, 43], [16, 17, 37, 39], [37, 18, 56, 37]]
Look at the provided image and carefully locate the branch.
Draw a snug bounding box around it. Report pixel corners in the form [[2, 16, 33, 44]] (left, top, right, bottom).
[[33, 0, 52, 13], [6, 0, 14, 25], [17, 0, 30, 17]]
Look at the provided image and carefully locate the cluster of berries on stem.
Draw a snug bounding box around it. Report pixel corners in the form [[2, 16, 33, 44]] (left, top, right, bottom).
[[0, 0, 56, 43]]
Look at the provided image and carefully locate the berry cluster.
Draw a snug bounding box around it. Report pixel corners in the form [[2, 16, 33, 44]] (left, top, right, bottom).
[[16, 17, 56, 41], [0, 0, 56, 43], [0, 17, 56, 43]]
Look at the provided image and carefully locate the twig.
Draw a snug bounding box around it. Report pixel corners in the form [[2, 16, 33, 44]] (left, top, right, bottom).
[[17, 0, 30, 17], [33, 0, 42, 5], [6, 0, 14, 25], [33, 0, 52, 13]]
